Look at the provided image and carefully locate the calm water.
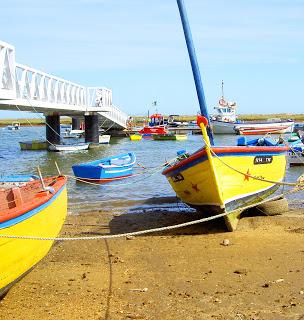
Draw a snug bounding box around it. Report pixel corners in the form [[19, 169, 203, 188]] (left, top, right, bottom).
[[0, 126, 302, 213]]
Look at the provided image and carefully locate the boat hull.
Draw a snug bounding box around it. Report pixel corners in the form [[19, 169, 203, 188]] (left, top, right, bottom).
[[211, 121, 236, 134], [48, 143, 89, 152], [19, 140, 47, 150], [163, 146, 287, 230], [0, 177, 67, 297], [212, 120, 294, 135], [130, 134, 142, 141], [72, 152, 136, 183]]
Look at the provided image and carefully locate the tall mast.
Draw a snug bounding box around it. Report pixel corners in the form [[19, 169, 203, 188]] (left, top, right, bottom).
[[221, 80, 224, 98], [176, 0, 214, 145]]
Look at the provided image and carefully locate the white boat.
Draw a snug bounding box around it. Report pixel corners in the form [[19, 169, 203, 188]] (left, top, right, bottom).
[[288, 132, 304, 166], [288, 141, 304, 166], [48, 143, 89, 152], [7, 122, 20, 130], [210, 82, 239, 134], [99, 135, 111, 144], [63, 128, 84, 139], [211, 82, 294, 134]]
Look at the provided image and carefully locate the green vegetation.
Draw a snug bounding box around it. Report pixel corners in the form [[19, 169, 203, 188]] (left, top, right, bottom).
[[0, 117, 72, 127], [0, 113, 303, 127], [132, 113, 304, 125]]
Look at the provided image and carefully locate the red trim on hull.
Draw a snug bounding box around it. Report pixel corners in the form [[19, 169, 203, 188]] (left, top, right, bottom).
[[162, 146, 288, 175]]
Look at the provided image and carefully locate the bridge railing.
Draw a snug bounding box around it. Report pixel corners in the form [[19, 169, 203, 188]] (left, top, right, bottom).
[[0, 40, 128, 129], [15, 63, 87, 106], [0, 41, 16, 99], [87, 87, 128, 128]]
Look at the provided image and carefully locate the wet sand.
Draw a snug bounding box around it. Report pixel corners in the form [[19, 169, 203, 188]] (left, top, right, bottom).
[[1, 208, 304, 320]]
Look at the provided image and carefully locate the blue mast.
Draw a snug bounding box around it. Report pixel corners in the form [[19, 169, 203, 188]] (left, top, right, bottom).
[[176, 0, 214, 145]]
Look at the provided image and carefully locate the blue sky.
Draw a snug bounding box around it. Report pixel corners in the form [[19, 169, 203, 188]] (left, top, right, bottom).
[[1, 0, 303, 118]]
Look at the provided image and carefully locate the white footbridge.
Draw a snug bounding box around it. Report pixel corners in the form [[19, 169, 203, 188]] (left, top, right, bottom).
[[0, 41, 128, 130]]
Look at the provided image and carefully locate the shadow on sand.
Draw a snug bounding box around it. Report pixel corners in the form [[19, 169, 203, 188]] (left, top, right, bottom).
[[108, 206, 228, 236]]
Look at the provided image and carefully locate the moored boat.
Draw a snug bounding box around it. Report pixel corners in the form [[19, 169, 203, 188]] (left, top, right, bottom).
[[139, 113, 168, 136], [235, 123, 293, 135], [0, 175, 67, 297], [130, 134, 142, 141], [63, 129, 84, 139], [288, 139, 304, 166], [210, 84, 294, 135], [72, 152, 136, 183], [162, 0, 289, 231], [48, 143, 89, 152], [152, 133, 188, 141], [19, 140, 47, 150], [7, 122, 20, 131], [99, 134, 111, 144]]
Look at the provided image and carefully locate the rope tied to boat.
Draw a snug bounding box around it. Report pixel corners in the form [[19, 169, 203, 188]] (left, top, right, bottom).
[[0, 188, 299, 241]]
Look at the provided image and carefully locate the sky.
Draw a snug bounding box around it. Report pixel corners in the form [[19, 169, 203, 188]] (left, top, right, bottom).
[[0, 0, 303, 118]]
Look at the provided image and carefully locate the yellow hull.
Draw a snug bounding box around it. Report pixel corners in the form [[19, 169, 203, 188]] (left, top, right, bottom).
[[163, 146, 287, 230], [130, 134, 142, 141], [175, 134, 188, 141], [19, 140, 47, 150], [0, 186, 67, 296]]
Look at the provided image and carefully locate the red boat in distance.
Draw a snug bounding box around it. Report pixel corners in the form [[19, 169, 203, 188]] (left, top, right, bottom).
[[139, 113, 168, 136]]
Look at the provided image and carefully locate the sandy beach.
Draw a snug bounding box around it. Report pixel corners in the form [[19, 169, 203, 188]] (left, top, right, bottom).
[[1, 207, 304, 320]]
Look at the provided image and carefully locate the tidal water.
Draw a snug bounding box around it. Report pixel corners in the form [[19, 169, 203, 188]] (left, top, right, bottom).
[[0, 126, 302, 214]]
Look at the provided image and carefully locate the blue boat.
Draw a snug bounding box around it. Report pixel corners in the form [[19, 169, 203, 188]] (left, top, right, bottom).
[[72, 152, 136, 183]]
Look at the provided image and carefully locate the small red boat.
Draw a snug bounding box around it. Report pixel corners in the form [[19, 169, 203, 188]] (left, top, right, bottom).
[[139, 113, 168, 136]]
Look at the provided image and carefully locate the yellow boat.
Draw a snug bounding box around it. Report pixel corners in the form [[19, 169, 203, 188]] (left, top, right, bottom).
[[19, 140, 47, 150], [0, 175, 67, 297], [163, 118, 288, 230], [130, 134, 142, 141], [162, 0, 289, 231], [175, 134, 188, 141]]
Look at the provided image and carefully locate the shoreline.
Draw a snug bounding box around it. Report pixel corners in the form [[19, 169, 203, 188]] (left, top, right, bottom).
[[1, 207, 304, 319], [0, 114, 304, 127]]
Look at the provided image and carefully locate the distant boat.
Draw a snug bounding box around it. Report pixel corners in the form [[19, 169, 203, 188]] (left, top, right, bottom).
[[288, 135, 304, 166], [235, 125, 292, 136], [48, 143, 89, 152], [152, 133, 188, 141], [7, 122, 20, 131], [63, 128, 84, 139], [0, 175, 67, 298], [130, 134, 142, 141], [19, 140, 47, 150], [99, 135, 111, 144], [234, 122, 294, 135], [139, 113, 168, 136], [72, 152, 136, 183], [210, 82, 294, 134]]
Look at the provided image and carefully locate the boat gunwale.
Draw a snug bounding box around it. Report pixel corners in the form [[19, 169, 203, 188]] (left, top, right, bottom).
[[0, 176, 67, 225], [73, 152, 136, 169], [162, 145, 288, 176]]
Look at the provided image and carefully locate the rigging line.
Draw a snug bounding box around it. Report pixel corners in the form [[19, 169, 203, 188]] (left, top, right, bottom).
[[18, 97, 64, 141], [13, 104, 57, 148]]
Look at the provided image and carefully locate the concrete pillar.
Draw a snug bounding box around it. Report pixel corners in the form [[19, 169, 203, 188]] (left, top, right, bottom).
[[72, 117, 81, 130], [46, 114, 60, 145], [84, 114, 99, 143]]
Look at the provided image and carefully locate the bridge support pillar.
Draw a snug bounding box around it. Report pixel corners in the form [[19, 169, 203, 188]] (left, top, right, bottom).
[[84, 114, 99, 144], [46, 114, 60, 145], [72, 117, 81, 130]]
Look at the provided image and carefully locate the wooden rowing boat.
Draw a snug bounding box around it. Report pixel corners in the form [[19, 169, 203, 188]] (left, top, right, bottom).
[[0, 175, 67, 297], [162, 0, 288, 231]]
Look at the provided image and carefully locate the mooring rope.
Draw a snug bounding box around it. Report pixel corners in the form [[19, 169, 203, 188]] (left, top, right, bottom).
[[0, 190, 297, 241]]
